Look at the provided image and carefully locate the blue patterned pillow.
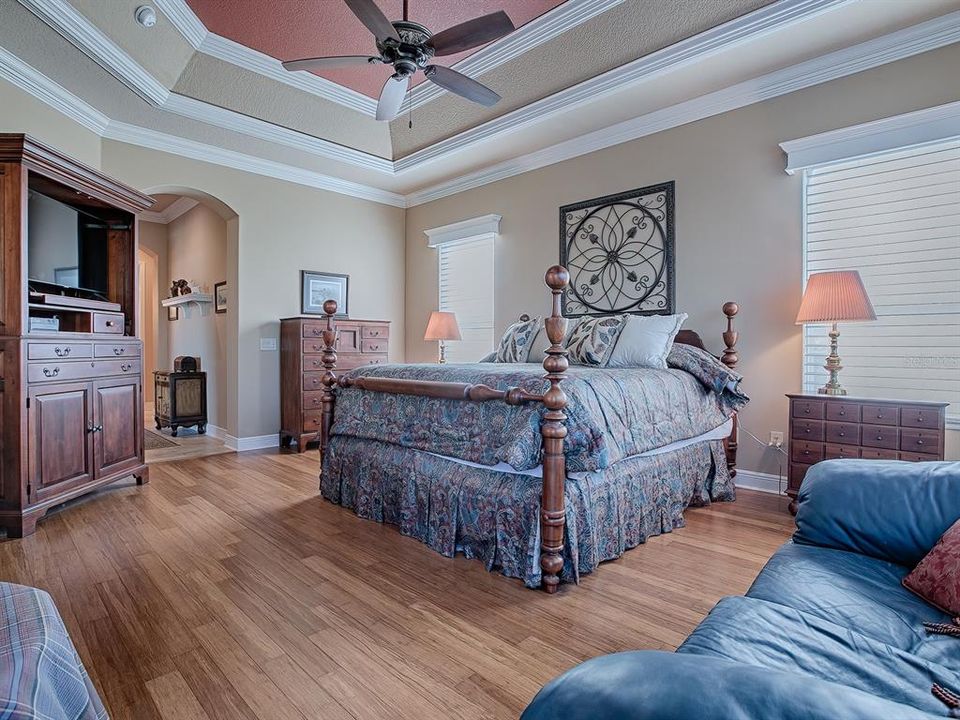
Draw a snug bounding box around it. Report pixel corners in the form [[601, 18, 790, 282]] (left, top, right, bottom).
[[565, 315, 626, 366], [495, 317, 541, 363]]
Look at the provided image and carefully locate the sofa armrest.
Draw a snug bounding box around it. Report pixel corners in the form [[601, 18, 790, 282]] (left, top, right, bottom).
[[794, 459, 960, 567], [521, 651, 934, 720]]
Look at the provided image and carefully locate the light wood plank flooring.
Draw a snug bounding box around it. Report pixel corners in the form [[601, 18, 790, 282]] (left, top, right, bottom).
[[0, 451, 794, 719]]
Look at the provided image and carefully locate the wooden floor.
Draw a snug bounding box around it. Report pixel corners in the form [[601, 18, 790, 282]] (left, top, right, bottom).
[[144, 407, 232, 464], [0, 451, 794, 720]]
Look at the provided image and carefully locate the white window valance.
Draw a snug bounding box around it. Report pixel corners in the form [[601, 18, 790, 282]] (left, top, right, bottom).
[[424, 214, 501, 247]]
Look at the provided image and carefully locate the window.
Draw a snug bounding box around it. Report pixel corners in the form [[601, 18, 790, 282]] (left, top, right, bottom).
[[802, 138, 960, 424]]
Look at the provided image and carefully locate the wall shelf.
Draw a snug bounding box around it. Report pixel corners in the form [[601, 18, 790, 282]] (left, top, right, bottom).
[[162, 293, 213, 319]]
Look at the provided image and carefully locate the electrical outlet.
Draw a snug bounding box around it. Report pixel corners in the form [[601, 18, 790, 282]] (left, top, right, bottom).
[[769, 431, 784, 448]]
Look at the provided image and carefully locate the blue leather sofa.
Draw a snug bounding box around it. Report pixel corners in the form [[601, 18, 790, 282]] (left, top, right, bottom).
[[523, 460, 960, 719]]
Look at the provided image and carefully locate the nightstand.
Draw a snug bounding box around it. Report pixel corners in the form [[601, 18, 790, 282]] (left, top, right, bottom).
[[786, 393, 947, 514]]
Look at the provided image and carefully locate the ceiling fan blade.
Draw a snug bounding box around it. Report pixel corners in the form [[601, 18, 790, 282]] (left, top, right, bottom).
[[344, 0, 400, 43], [424, 65, 500, 107], [376, 74, 409, 121], [429, 11, 515, 56], [282, 56, 378, 72]]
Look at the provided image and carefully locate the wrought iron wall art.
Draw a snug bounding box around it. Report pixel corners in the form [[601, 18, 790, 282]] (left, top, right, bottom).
[[559, 182, 675, 317]]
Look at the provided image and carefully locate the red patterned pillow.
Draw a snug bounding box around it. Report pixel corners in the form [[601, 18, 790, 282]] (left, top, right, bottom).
[[903, 519, 960, 615]]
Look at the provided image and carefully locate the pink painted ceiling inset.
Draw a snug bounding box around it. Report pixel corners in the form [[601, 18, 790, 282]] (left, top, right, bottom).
[[186, 0, 567, 99]]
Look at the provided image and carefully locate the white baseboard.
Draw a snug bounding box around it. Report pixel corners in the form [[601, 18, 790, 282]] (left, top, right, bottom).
[[223, 432, 279, 452], [204, 423, 228, 441], [735, 469, 786, 495]]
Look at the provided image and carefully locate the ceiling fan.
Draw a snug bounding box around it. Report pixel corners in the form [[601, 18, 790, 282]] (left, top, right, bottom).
[[282, 0, 516, 121]]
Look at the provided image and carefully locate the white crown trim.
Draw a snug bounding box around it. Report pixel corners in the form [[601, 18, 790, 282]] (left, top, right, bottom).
[[404, 10, 960, 205], [17, 0, 169, 106], [404, 0, 627, 111], [140, 196, 199, 224], [163, 93, 394, 174], [198, 33, 379, 117], [780, 99, 960, 174], [153, 0, 207, 49], [424, 214, 502, 247], [102, 121, 407, 207], [0, 45, 109, 134]]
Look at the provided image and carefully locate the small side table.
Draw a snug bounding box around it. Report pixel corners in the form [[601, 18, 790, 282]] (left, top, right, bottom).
[[154, 370, 208, 436], [786, 393, 947, 514]]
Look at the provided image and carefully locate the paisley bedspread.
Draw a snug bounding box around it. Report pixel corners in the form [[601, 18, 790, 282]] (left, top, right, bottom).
[[330, 344, 747, 472], [322, 434, 734, 587]]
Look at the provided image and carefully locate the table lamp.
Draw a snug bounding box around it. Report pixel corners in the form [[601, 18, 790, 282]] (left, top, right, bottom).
[[796, 270, 876, 395], [424, 311, 461, 364]]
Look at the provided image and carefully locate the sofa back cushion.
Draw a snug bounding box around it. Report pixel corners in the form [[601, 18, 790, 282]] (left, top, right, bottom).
[[794, 460, 960, 568]]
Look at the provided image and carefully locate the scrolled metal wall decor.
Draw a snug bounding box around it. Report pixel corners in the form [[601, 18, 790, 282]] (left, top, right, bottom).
[[559, 182, 675, 317]]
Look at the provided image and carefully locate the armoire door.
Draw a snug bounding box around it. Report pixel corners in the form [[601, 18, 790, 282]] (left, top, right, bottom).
[[93, 377, 142, 478], [28, 381, 94, 504]]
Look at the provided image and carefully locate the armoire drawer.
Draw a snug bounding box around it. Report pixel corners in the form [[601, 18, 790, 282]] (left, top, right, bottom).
[[28, 359, 140, 383], [94, 343, 141, 358], [27, 342, 92, 360]]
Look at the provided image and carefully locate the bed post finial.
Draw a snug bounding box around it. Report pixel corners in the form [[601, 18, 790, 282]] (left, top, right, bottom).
[[540, 265, 569, 594], [720, 301, 739, 478], [319, 299, 338, 487]]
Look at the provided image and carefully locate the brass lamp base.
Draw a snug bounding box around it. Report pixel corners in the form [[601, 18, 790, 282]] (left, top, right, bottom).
[[817, 322, 846, 395]]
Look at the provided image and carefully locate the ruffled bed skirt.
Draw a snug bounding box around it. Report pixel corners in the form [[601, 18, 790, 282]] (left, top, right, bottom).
[[322, 436, 734, 588]]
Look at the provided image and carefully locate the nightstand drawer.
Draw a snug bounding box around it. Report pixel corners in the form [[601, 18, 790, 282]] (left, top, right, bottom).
[[862, 424, 899, 450], [862, 404, 898, 426], [825, 443, 860, 460], [825, 421, 860, 445], [861, 448, 898, 460], [900, 429, 939, 454], [900, 406, 940, 429], [792, 399, 825, 420], [826, 402, 861, 422], [791, 419, 824, 442], [791, 441, 824, 464]]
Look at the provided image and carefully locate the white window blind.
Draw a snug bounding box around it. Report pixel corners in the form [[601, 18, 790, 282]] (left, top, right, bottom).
[[803, 138, 960, 424], [438, 237, 495, 362]]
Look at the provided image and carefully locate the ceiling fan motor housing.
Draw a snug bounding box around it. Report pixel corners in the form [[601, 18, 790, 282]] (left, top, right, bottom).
[[377, 21, 435, 77]]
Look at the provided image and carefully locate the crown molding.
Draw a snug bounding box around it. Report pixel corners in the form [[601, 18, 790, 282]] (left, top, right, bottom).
[[396, 0, 849, 173], [424, 214, 502, 247], [780, 99, 960, 174], [17, 0, 169, 106], [153, 0, 207, 49], [163, 93, 394, 173], [197, 33, 379, 118], [404, 9, 960, 205], [0, 45, 109, 134], [403, 0, 627, 112], [140, 196, 199, 224]]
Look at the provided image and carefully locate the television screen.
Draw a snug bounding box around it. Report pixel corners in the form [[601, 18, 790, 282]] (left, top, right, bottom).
[[27, 191, 110, 296]]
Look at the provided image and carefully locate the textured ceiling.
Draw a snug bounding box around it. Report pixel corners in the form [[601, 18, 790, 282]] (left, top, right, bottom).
[[186, 0, 565, 98]]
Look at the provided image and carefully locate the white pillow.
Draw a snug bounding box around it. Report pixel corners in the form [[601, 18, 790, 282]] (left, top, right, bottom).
[[606, 313, 688, 369]]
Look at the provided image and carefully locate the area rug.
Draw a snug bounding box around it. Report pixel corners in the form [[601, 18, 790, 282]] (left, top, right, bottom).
[[145, 429, 178, 450]]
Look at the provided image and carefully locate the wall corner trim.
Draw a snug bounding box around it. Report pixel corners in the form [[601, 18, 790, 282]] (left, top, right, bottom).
[[780, 99, 960, 174], [424, 214, 502, 247]]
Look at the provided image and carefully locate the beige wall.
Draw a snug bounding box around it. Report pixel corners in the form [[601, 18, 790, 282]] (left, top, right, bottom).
[[139, 221, 170, 403], [166, 203, 228, 428], [405, 44, 960, 475]]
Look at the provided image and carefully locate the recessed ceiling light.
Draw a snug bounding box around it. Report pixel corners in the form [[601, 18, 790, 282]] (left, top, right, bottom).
[[135, 5, 157, 28]]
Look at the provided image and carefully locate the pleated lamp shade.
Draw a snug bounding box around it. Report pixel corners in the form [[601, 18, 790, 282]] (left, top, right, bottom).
[[424, 311, 462, 341], [796, 271, 876, 324]]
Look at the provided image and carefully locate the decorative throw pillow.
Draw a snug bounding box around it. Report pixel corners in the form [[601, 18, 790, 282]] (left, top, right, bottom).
[[565, 315, 626, 366], [903, 518, 960, 615], [495, 317, 541, 363], [607, 313, 688, 369], [526, 318, 578, 362]]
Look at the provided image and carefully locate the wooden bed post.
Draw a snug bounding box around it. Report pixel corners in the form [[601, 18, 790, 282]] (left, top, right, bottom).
[[319, 299, 338, 486], [720, 301, 740, 478], [540, 266, 570, 593]]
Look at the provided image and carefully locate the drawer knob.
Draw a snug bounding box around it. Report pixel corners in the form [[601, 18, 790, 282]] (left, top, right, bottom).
[[803, 450, 810, 456], [877, 413, 883, 419], [54, 346, 71, 357], [113, 347, 125, 355], [917, 414, 924, 422], [839, 410, 845, 416], [121, 363, 132, 372], [876, 434, 883, 441], [42, 366, 60, 377], [804, 408, 810, 414], [105, 320, 116, 327], [839, 431, 845, 437], [917, 439, 924, 446]]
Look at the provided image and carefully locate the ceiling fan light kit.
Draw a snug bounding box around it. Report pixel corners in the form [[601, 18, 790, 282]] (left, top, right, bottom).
[[281, 0, 515, 121]]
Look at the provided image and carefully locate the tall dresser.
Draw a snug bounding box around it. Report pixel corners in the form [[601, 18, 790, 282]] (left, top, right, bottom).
[[786, 393, 947, 514], [280, 316, 390, 451]]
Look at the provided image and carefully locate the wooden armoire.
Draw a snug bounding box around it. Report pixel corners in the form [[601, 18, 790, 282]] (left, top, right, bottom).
[[0, 135, 154, 537]]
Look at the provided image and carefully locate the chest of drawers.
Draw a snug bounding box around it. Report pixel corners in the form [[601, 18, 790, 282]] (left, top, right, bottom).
[[280, 317, 390, 452], [786, 394, 947, 514]]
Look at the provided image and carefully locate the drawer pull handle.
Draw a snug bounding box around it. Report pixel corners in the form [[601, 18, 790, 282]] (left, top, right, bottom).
[[839, 432, 845, 437], [803, 450, 810, 456], [113, 347, 125, 355], [42, 367, 60, 377], [917, 414, 924, 422], [121, 363, 132, 372], [804, 408, 810, 414], [87, 424, 103, 433], [876, 434, 883, 441], [105, 320, 116, 328], [877, 413, 883, 419], [312, 328, 321, 336], [839, 410, 845, 416], [54, 346, 71, 357], [917, 439, 924, 446], [370, 345, 379, 351]]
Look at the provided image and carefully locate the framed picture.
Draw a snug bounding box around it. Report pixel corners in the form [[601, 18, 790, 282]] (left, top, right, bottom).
[[301, 270, 349, 317], [559, 182, 675, 317], [167, 305, 178, 321], [214, 281, 227, 314]]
